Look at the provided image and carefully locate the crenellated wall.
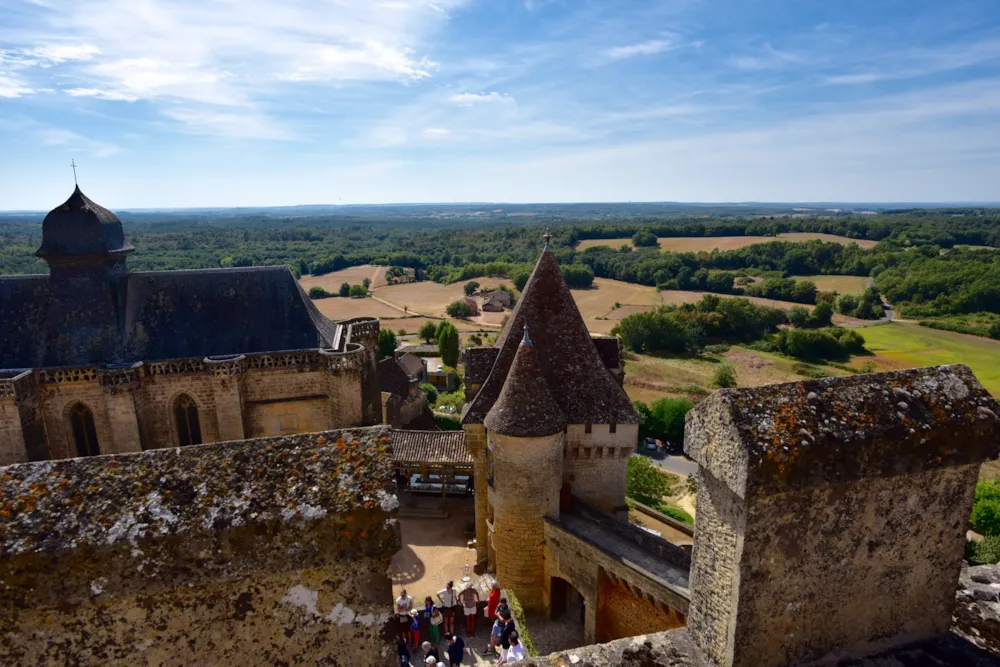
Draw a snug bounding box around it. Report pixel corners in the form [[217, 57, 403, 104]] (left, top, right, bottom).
[[0, 427, 400, 666], [0, 345, 370, 463], [563, 423, 637, 515]]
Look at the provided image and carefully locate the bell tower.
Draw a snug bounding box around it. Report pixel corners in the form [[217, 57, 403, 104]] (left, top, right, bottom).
[[36, 186, 134, 365]]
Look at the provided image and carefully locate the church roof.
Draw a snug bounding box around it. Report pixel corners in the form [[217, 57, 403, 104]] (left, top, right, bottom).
[[485, 328, 566, 437], [36, 186, 134, 258], [0, 267, 338, 368], [464, 247, 638, 427]]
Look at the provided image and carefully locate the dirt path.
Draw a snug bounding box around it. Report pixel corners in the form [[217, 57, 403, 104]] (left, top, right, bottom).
[[370, 291, 412, 315]]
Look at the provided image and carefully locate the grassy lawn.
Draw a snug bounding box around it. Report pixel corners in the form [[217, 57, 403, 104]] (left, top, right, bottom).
[[855, 322, 1000, 396]]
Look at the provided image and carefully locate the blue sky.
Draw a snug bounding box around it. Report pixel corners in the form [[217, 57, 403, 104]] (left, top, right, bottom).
[[1, 0, 999, 208]]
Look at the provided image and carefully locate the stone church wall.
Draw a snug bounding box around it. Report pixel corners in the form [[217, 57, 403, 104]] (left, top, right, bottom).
[[0, 427, 400, 667]]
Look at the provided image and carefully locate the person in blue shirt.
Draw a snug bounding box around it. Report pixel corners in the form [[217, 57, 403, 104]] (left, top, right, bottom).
[[444, 632, 465, 666]]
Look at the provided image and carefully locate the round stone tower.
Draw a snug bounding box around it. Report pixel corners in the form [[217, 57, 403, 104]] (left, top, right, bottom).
[[484, 327, 566, 612]]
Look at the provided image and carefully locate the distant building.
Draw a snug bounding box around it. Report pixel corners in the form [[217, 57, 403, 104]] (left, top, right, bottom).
[[482, 294, 505, 312], [396, 353, 426, 382], [463, 296, 480, 315], [0, 187, 380, 465]]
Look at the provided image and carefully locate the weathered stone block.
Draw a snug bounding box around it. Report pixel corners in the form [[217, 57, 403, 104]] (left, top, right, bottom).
[[684, 365, 1000, 667], [0, 426, 400, 666]]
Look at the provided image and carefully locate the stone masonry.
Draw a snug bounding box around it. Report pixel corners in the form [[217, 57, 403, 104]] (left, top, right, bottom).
[[0, 427, 400, 666]]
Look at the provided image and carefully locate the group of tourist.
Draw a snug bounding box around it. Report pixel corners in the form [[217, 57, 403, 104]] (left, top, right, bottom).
[[395, 581, 526, 666]]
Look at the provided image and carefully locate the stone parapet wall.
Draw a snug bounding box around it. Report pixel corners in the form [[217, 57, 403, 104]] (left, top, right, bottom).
[[0, 426, 400, 666], [563, 423, 637, 513]]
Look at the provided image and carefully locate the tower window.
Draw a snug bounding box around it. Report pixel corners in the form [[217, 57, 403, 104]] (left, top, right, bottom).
[[69, 403, 99, 457], [173, 394, 203, 447], [610, 423, 617, 434], [584, 423, 592, 434]]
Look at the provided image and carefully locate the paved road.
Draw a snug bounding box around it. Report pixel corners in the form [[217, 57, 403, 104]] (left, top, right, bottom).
[[635, 451, 698, 477]]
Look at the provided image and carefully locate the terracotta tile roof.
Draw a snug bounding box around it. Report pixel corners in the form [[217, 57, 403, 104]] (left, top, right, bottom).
[[392, 430, 472, 465], [484, 329, 566, 437], [463, 248, 638, 426]]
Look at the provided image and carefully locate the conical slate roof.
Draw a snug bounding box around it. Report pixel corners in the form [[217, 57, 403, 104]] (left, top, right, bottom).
[[464, 247, 638, 427], [484, 328, 566, 437], [36, 186, 134, 258]]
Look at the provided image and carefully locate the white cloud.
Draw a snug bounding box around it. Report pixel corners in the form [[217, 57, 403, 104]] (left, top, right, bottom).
[[730, 43, 801, 71], [603, 39, 673, 61], [449, 91, 515, 106], [424, 127, 449, 135], [29, 44, 101, 63], [34, 125, 122, 157], [65, 87, 138, 101], [0, 75, 35, 98], [161, 108, 294, 141], [3, 0, 469, 134]]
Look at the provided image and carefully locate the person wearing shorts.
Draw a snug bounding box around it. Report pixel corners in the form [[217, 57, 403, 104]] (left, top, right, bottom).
[[437, 581, 458, 635], [459, 584, 480, 636], [396, 589, 414, 645]]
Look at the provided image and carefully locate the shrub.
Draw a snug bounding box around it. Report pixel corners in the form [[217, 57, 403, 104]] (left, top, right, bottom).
[[634, 397, 694, 442], [467, 334, 483, 346], [966, 535, 1000, 565], [397, 328, 407, 336], [504, 590, 537, 656], [858, 360, 878, 373], [420, 382, 438, 404], [626, 456, 675, 506], [308, 286, 333, 299], [463, 280, 480, 296], [973, 500, 1000, 537], [377, 329, 397, 360], [703, 343, 731, 354], [349, 284, 367, 298], [446, 300, 474, 318], [791, 362, 830, 378], [991, 321, 1000, 340], [433, 413, 462, 430], [339, 282, 351, 297], [712, 364, 737, 388]]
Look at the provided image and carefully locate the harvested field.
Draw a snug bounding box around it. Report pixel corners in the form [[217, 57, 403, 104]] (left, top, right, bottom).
[[577, 232, 877, 253], [571, 278, 662, 332], [312, 295, 403, 320], [300, 264, 387, 293], [657, 290, 809, 311], [605, 304, 656, 320], [794, 274, 869, 294], [374, 277, 513, 317]]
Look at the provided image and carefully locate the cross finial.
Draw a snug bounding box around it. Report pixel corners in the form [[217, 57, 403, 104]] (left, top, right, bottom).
[[543, 228, 552, 249], [70, 159, 78, 186]]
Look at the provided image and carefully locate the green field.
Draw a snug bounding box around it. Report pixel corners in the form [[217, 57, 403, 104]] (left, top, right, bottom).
[[857, 322, 1000, 395]]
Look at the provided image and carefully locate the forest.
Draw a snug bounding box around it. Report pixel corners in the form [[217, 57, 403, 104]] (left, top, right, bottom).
[[2, 205, 999, 327]]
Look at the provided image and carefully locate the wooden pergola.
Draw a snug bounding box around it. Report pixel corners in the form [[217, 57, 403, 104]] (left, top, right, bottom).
[[392, 430, 474, 505]]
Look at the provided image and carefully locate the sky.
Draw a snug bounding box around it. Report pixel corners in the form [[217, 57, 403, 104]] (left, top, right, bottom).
[[1, 0, 999, 209]]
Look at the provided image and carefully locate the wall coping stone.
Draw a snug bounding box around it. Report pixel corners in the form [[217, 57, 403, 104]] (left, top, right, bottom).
[[685, 364, 1000, 499]]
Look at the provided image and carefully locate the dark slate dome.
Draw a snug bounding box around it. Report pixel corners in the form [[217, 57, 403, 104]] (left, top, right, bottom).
[[36, 186, 134, 258], [484, 328, 566, 437]]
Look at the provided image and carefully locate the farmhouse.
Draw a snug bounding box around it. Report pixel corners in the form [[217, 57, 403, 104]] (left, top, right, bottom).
[[0, 187, 381, 464]]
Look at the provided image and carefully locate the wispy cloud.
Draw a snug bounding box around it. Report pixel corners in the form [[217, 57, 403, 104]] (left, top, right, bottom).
[[0, 74, 34, 98], [602, 39, 674, 62], [449, 91, 516, 106], [823, 37, 1000, 85], [730, 43, 802, 70]]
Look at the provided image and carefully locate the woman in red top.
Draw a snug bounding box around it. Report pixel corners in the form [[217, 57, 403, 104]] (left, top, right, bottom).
[[486, 582, 502, 620]]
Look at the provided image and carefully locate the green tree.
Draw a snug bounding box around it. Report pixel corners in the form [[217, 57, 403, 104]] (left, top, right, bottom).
[[561, 264, 594, 288], [377, 329, 397, 360], [339, 282, 351, 297], [308, 286, 332, 299], [632, 230, 658, 247], [989, 321, 1000, 340], [420, 382, 438, 404], [788, 306, 810, 328], [362, 277, 371, 290], [446, 300, 474, 318], [419, 321, 438, 343], [973, 499, 1000, 536], [712, 364, 737, 388], [349, 284, 367, 298], [464, 281, 480, 296], [512, 270, 530, 291], [626, 456, 673, 506], [438, 322, 460, 367], [808, 301, 834, 328]]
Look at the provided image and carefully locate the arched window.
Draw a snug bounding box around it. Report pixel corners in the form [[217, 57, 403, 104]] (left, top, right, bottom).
[[69, 403, 99, 457], [174, 394, 203, 447]]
